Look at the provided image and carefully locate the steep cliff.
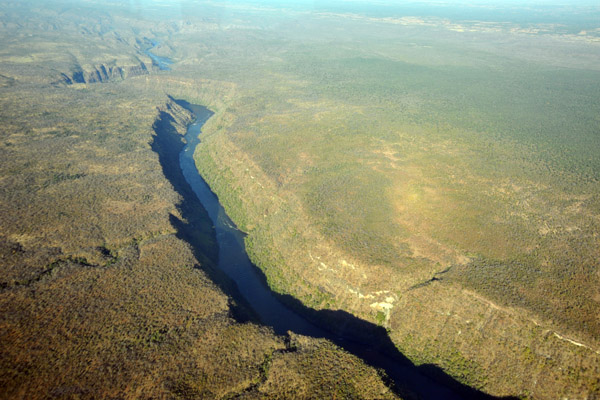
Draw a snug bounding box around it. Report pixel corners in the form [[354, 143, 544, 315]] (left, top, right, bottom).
[[57, 59, 151, 85]]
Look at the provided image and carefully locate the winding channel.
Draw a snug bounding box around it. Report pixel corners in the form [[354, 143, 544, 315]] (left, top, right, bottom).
[[172, 101, 504, 400], [144, 39, 173, 71]]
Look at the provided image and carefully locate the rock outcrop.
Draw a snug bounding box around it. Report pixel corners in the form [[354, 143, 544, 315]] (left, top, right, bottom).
[[57, 60, 150, 85]]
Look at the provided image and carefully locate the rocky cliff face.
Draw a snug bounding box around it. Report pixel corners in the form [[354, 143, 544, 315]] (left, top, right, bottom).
[[58, 60, 150, 85]]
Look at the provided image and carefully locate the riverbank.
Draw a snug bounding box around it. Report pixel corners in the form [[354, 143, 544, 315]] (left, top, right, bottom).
[[166, 98, 509, 400], [148, 96, 403, 399]]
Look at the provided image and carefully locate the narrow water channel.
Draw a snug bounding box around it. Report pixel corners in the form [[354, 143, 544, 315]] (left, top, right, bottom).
[[144, 40, 173, 71], [179, 103, 327, 338], [171, 101, 510, 400]]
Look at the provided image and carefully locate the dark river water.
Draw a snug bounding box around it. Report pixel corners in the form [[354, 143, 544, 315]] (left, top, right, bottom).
[[179, 103, 327, 338], [173, 101, 507, 400]]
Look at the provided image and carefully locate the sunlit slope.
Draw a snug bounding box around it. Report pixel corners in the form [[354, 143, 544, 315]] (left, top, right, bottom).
[[186, 10, 600, 397], [196, 30, 600, 338]]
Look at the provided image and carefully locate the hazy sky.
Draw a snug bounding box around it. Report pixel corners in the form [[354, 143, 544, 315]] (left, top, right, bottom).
[[113, 0, 599, 30], [124, 0, 599, 10], [222, 0, 599, 5]]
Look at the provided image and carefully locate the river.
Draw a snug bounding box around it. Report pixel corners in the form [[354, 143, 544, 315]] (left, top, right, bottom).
[[170, 101, 508, 400], [178, 102, 328, 338], [144, 39, 173, 71]]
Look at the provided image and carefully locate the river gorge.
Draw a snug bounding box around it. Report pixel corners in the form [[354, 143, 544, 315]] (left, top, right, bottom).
[[149, 98, 508, 400]]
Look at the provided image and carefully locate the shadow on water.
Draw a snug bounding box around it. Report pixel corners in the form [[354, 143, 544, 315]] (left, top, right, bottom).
[[150, 107, 258, 323], [151, 99, 519, 400]]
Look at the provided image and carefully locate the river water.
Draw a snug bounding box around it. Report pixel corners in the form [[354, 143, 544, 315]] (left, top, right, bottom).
[[178, 102, 327, 338], [173, 102, 499, 400], [144, 40, 173, 71]]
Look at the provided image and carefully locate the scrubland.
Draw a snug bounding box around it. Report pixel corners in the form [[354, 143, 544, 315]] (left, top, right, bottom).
[[178, 3, 600, 398], [0, 2, 399, 398], [1, 0, 600, 398]]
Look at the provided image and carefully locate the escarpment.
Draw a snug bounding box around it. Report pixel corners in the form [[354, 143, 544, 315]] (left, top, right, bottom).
[[57, 59, 151, 85]]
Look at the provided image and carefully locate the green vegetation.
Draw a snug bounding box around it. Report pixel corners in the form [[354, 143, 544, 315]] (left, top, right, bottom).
[[0, 2, 400, 399], [182, 2, 600, 398], [1, 0, 600, 398]]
